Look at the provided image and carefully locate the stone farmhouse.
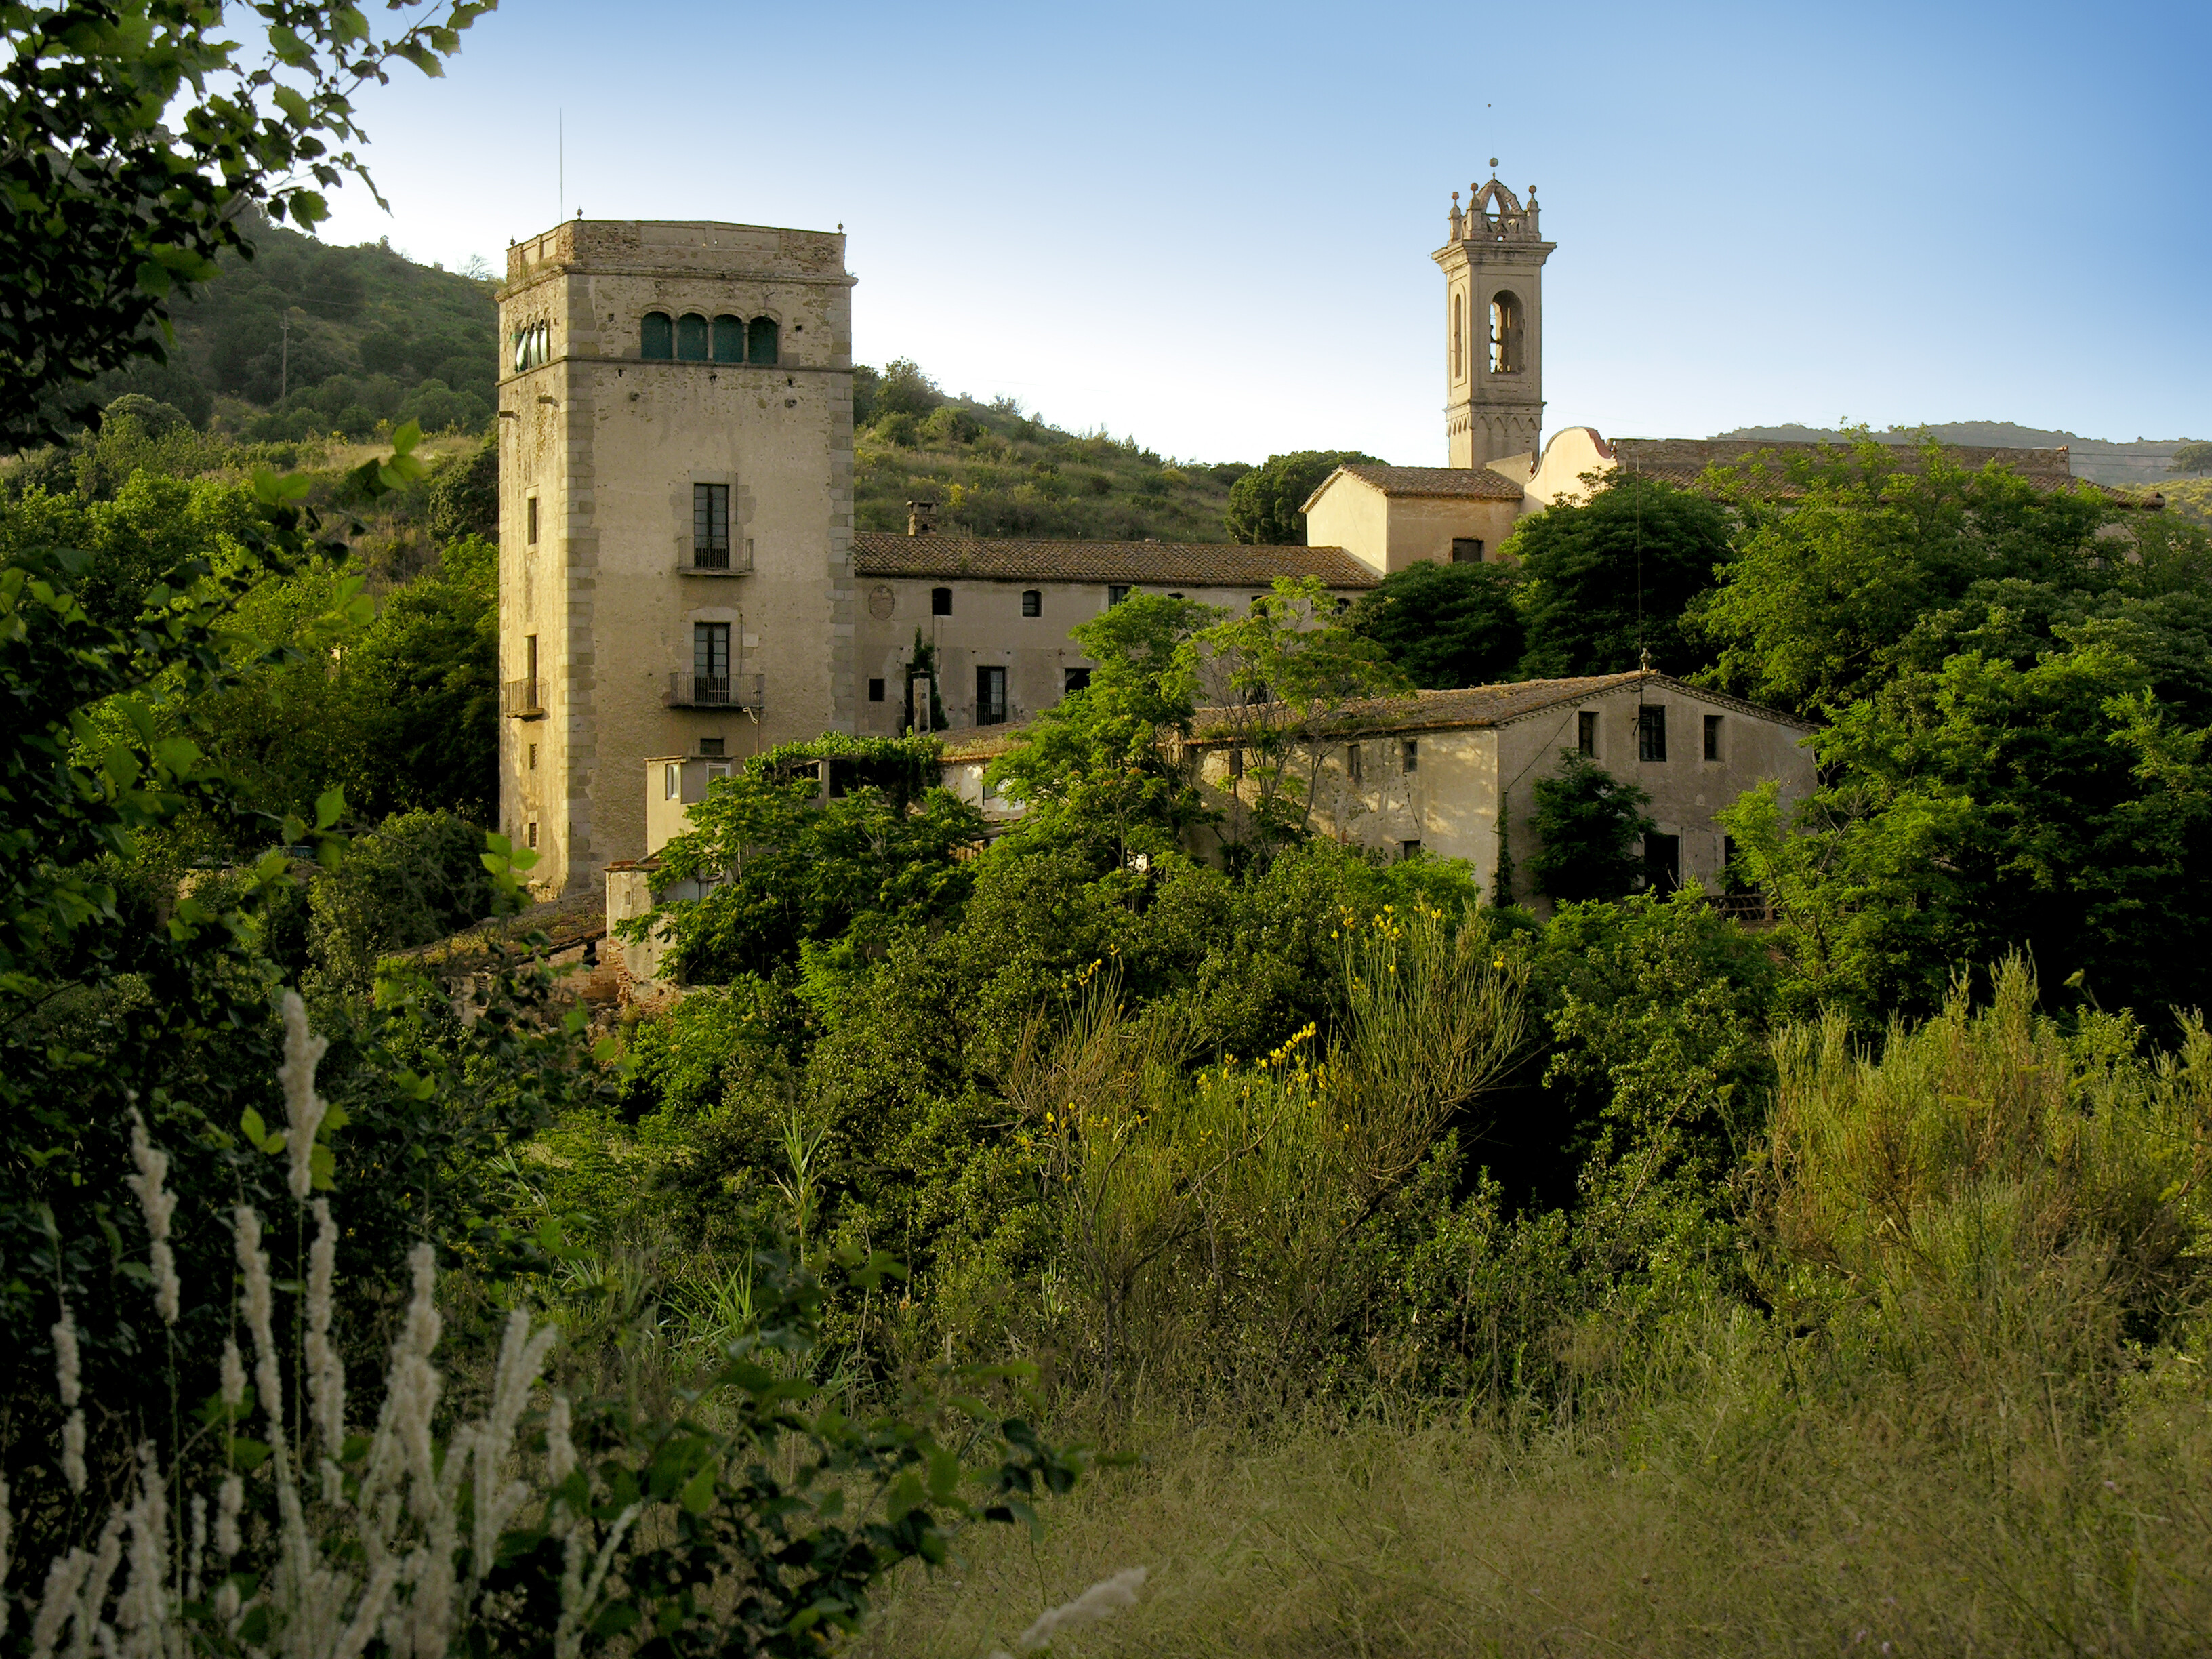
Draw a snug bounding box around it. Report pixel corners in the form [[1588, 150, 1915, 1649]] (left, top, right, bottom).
[[494, 166, 2091, 903]]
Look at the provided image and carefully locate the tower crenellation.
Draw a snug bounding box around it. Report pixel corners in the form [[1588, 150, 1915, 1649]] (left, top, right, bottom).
[[1435, 160, 1555, 470]]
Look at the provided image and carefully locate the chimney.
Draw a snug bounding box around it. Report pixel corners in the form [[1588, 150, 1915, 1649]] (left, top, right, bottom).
[[906, 499, 937, 537]]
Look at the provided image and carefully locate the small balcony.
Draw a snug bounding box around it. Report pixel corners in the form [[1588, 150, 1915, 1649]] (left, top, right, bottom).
[[679, 540, 753, 577], [664, 672, 764, 713], [502, 676, 545, 718]]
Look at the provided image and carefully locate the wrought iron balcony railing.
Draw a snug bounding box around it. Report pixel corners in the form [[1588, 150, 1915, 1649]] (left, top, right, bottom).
[[682, 543, 752, 575], [664, 672, 764, 713]]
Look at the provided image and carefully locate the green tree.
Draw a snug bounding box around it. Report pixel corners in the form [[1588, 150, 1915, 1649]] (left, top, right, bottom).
[[304, 806, 493, 994], [2, 0, 493, 447], [1694, 436, 2122, 718], [1349, 558, 1523, 688], [2169, 441, 2212, 475], [988, 591, 1224, 866], [874, 357, 944, 421], [349, 532, 498, 818], [644, 735, 985, 983], [1526, 752, 1656, 905], [1224, 449, 1382, 545], [1189, 575, 1412, 862], [1504, 472, 1732, 678]]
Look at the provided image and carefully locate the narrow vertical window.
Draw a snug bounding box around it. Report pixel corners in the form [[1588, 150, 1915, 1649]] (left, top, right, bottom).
[[1021, 589, 1042, 617], [1228, 747, 1244, 779], [640, 312, 674, 359], [1638, 704, 1667, 762], [1402, 739, 1418, 773], [1452, 294, 1464, 379], [1577, 710, 1597, 757], [693, 483, 730, 567], [527, 819, 538, 849], [525, 634, 538, 707], [528, 743, 537, 771], [664, 762, 680, 800], [676, 313, 709, 361], [976, 665, 1008, 726], [1703, 714, 1723, 761], [711, 314, 745, 363], [1346, 743, 1363, 783], [747, 316, 779, 365], [1489, 291, 1523, 374], [694, 621, 731, 703], [527, 496, 539, 545], [931, 586, 952, 616]]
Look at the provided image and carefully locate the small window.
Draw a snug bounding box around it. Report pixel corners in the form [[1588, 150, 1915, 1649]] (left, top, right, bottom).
[[711, 314, 745, 363], [527, 819, 539, 849], [976, 665, 1008, 726], [868, 677, 886, 703], [1063, 666, 1092, 696], [1346, 743, 1363, 783], [1638, 704, 1667, 762], [699, 737, 724, 757], [1402, 739, 1418, 773], [1577, 710, 1597, 757], [1107, 584, 1130, 607], [1643, 831, 1681, 896], [528, 743, 537, 771], [676, 312, 710, 361], [1399, 840, 1422, 862], [706, 761, 731, 783], [931, 586, 953, 617], [1704, 714, 1723, 761], [747, 316, 779, 365], [1021, 589, 1042, 617], [693, 483, 729, 566], [1228, 747, 1244, 779], [663, 763, 680, 800], [641, 312, 674, 359], [526, 496, 539, 546], [1450, 538, 1483, 563]]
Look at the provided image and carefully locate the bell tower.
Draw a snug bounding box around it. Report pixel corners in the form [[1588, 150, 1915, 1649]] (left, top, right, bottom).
[[1436, 161, 1554, 469]]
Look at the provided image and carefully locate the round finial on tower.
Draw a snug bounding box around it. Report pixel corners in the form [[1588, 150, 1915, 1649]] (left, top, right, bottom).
[[1488, 157, 1499, 172], [1452, 190, 1460, 203]]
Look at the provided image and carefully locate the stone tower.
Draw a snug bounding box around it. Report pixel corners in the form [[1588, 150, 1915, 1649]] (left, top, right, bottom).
[[495, 219, 857, 896], [1435, 164, 1554, 469]]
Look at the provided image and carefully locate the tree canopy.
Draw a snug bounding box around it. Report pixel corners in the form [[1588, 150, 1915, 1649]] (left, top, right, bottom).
[[1349, 558, 1524, 689], [1224, 449, 1382, 545]]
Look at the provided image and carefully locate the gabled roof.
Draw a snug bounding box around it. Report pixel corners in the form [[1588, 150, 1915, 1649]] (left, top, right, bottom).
[[1302, 463, 1527, 513], [852, 532, 1380, 588], [1189, 672, 1813, 741]]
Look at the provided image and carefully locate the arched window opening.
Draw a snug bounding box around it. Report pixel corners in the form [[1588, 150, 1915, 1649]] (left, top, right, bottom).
[[930, 586, 953, 616], [676, 312, 710, 361], [1452, 294, 1465, 380], [535, 323, 550, 366], [512, 330, 529, 374], [747, 316, 779, 365], [641, 312, 674, 359], [1488, 291, 1523, 375], [711, 315, 745, 363]]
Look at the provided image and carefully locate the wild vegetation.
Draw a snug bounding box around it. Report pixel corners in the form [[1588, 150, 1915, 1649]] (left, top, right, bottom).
[[8, 5, 2212, 1652]]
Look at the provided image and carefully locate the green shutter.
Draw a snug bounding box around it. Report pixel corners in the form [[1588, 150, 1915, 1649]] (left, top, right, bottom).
[[747, 316, 779, 365], [676, 313, 708, 361], [712, 315, 745, 362], [641, 312, 674, 359]]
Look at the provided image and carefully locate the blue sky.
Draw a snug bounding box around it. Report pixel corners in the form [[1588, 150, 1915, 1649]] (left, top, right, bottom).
[[319, 0, 2210, 465]]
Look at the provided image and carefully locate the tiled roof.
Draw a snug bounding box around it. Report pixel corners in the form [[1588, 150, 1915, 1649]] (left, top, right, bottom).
[[938, 724, 1030, 762], [1611, 438, 2076, 494], [852, 533, 1380, 588], [1330, 464, 1528, 502], [1191, 672, 1813, 740], [390, 886, 607, 970]]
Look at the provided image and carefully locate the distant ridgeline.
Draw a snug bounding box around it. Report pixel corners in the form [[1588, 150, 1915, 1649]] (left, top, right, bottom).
[[1711, 422, 2205, 487], [71, 207, 499, 443]]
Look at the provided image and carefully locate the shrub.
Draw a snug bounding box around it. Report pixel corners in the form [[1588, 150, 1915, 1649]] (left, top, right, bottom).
[[1527, 752, 1656, 904]]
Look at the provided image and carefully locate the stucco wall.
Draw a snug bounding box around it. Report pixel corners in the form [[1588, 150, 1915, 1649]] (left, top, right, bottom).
[[497, 219, 855, 896]]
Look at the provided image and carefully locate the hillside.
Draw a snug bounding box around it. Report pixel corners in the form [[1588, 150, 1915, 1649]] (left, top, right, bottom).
[[1711, 420, 2205, 485], [83, 209, 500, 442], [852, 360, 1252, 541]]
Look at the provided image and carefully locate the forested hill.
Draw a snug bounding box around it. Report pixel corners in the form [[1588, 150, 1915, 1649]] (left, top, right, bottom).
[[82, 209, 500, 442]]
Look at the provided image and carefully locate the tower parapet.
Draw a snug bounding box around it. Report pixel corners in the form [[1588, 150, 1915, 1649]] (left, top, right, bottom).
[[1435, 163, 1555, 470]]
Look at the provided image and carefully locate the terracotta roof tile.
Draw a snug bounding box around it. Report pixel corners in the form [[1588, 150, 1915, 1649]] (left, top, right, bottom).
[[1332, 464, 1527, 501], [1191, 672, 1812, 739], [852, 533, 1380, 588]]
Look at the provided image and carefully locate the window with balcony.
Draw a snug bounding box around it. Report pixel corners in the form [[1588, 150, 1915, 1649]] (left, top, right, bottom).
[[694, 621, 731, 705], [693, 483, 730, 568], [976, 665, 1008, 725]]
